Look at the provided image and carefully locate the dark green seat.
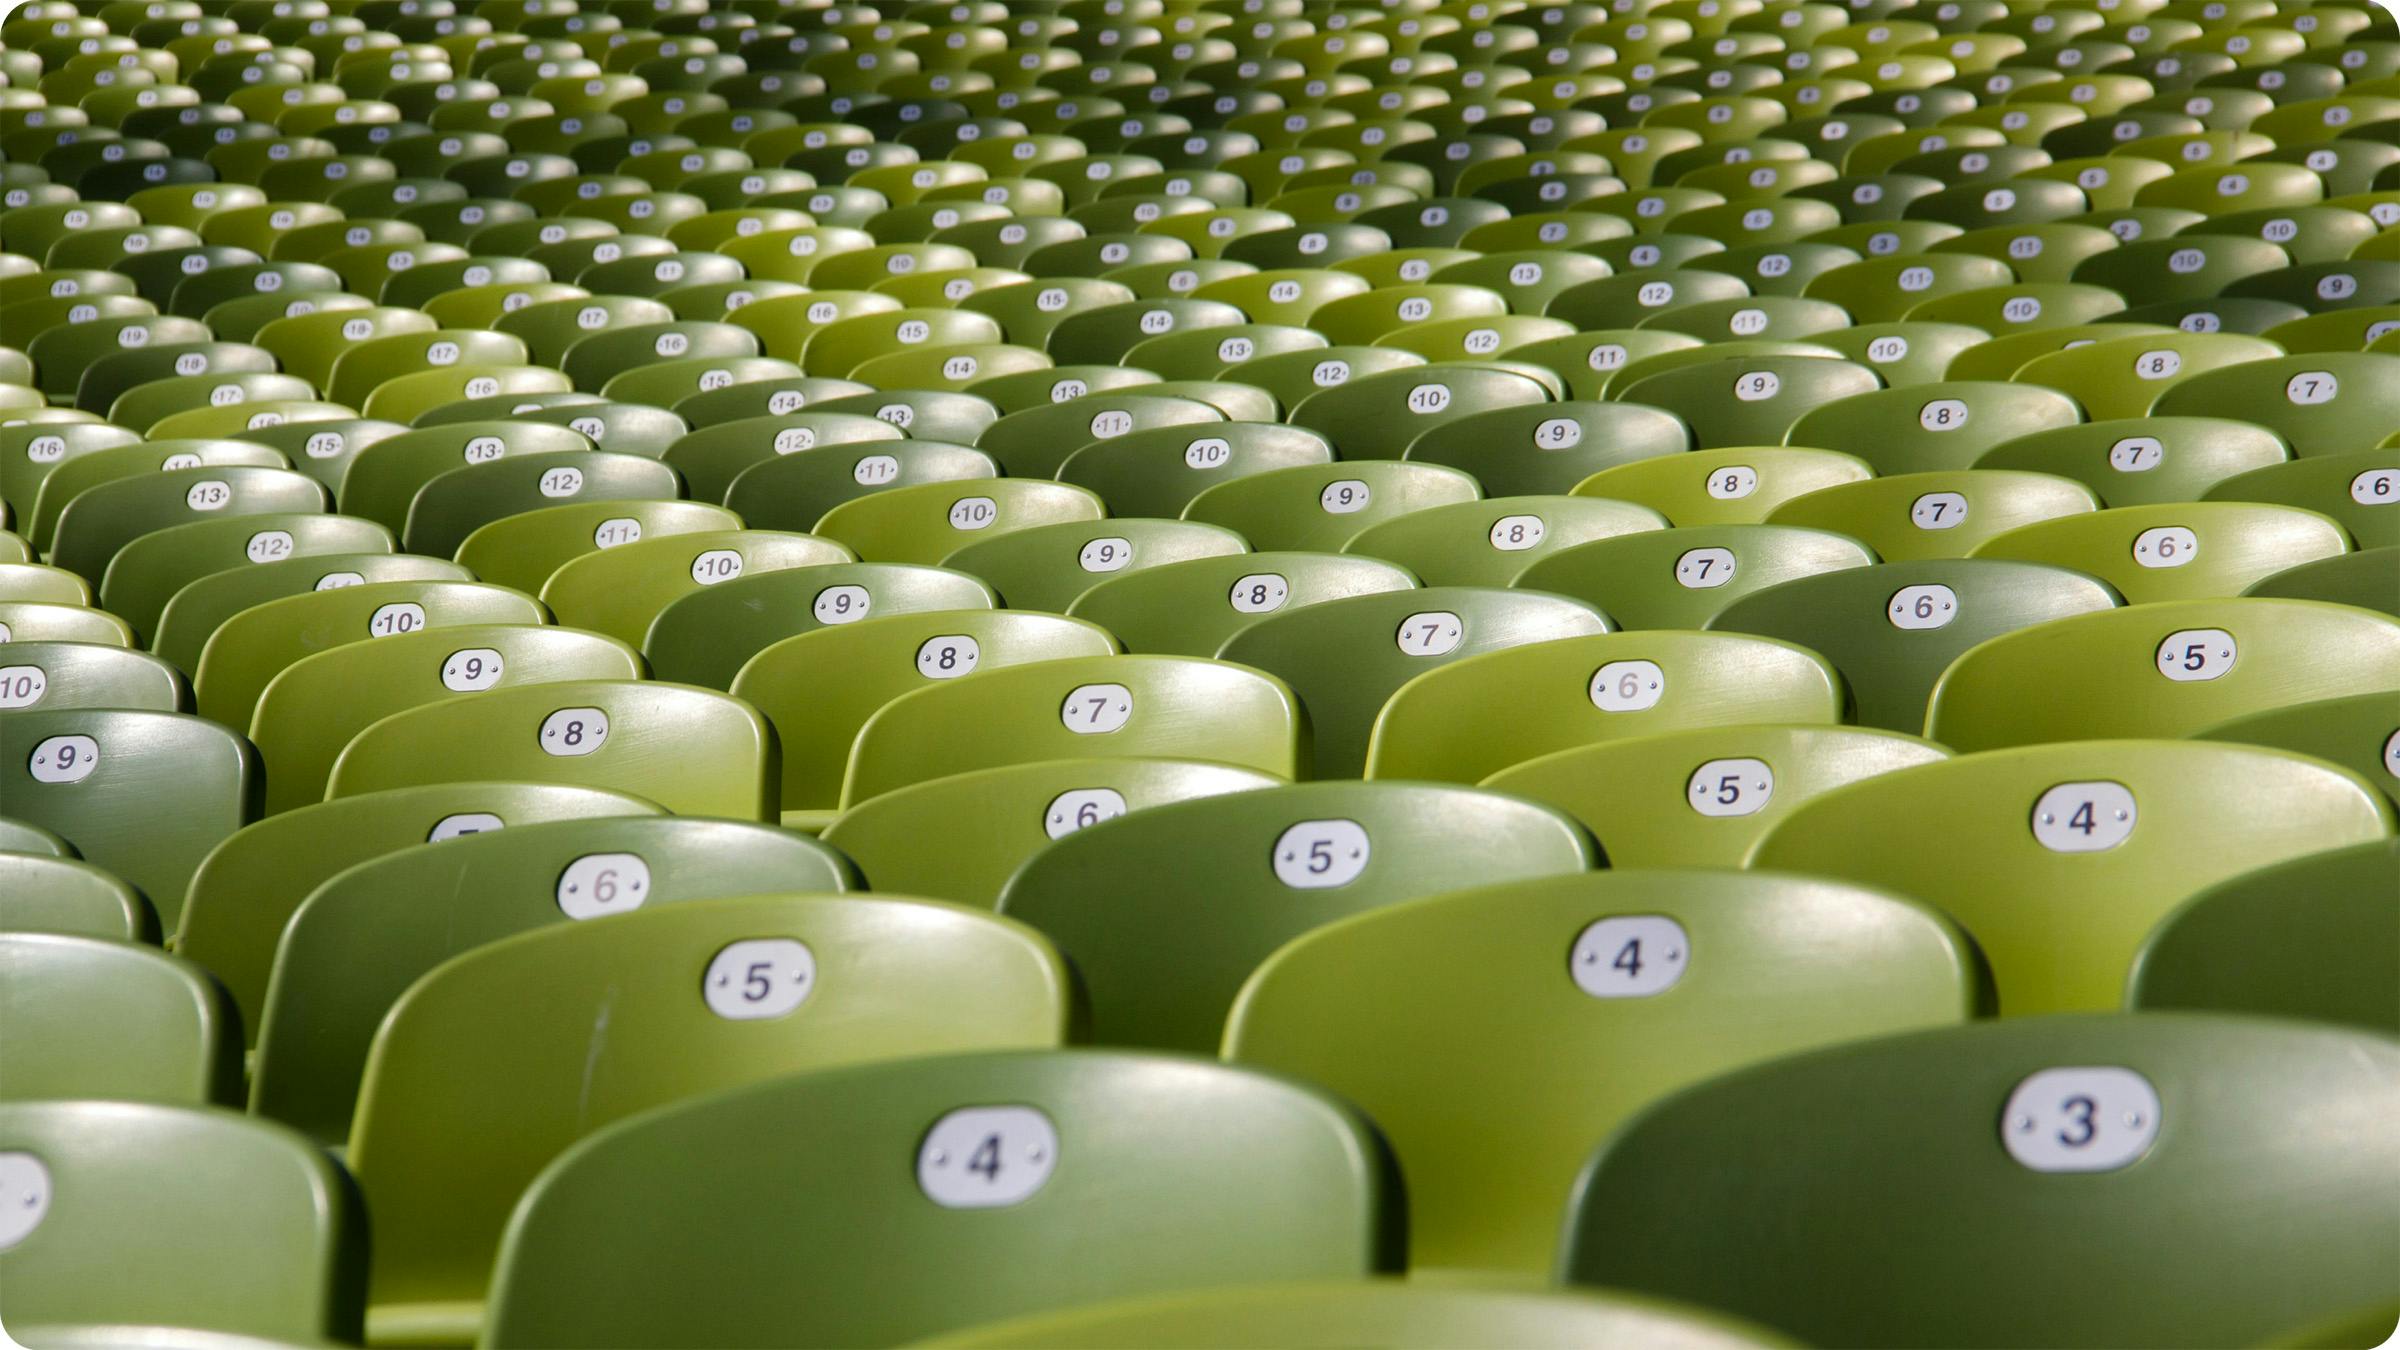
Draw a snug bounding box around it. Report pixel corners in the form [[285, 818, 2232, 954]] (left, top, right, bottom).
[[1054, 420, 1335, 518], [643, 561, 998, 689], [0, 853, 154, 942], [1564, 1015, 2400, 1349], [50, 465, 329, 586], [975, 391, 1229, 478], [96, 511, 397, 644], [2204, 449, 2400, 550], [1751, 741, 2394, 1015], [336, 420, 591, 534], [2194, 690, 2400, 809], [537, 530, 857, 648], [0, 709, 255, 933], [1224, 870, 1981, 1274], [0, 933, 238, 1105], [252, 817, 856, 1148], [0, 1101, 366, 1346], [940, 518, 1249, 612], [659, 411, 909, 506], [177, 784, 662, 1049], [451, 500, 744, 597], [1065, 551, 1419, 657], [2129, 839, 2400, 1036], [1761, 470, 2099, 562], [152, 553, 475, 677], [0, 642, 184, 713], [400, 450, 682, 559], [2244, 546, 2400, 618], [1399, 400, 1692, 497], [1973, 416, 2290, 508], [1513, 524, 1876, 630], [1182, 461, 1482, 553], [722, 438, 998, 533], [483, 1050, 1397, 1349], [349, 895, 1071, 1347], [1615, 355, 1881, 449], [1341, 496, 1670, 588]]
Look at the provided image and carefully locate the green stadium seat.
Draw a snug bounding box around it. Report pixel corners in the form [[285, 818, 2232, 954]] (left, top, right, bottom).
[[0, 932, 238, 1105]]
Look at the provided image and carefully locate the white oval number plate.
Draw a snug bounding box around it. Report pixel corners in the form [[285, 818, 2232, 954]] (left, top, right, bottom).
[[28, 735, 97, 783], [813, 585, 870, 623], [916, 634, 979, 679], [0, 665, 46, 709], [1395, 611, 1463, 656], [1320, 479, 1370, 514], [1571, 915, 1689, 997], [441, 648, 504, 692], [1061, 683, 1131, 733], [2156, 628, 2234, 682], [1045, 787, 1127, 839], [2031, 780, 2136, 853], [368, 602, 424, 637], [1911, 492, 1968, 530], [428, 812, 503, 841], [703, 938, 815, 1019], [557, 852, 650, 920], [1078, 536, 1132, 572], [1590, 660, 1665, 712], [1489, 514, 1545, 551], [918, 1105, 1058, 1208], [1229, 573, 1289, 613], [1889, 583, 1958, 630], [0, 1153, 51, 1252], [1687, 757, 1773, 818], [1674, 547, 1736, 588], [2132, 526, 2197, 569], [1273, 818, 1370, 888], [538, 707, 608, 756], [2001, 1066, 2161, 1173]]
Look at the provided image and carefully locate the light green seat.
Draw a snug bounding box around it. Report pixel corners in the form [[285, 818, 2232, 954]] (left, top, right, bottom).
[[2013, 331, 2286, 420], [1182, 461, 1481, 554], [328, 679, 777, 819], [193, 579, 546, 731], [0, 564, 95, 606], [50, 465, 330, 586], [1065, 551, 1419, 658], [842, 654, 1300, 808], [2194, 689, 2400, 810], [97, 511, 396, 645], [0, 933, 238, 1105], [940, 518, 1248, 613], [1569, 446, 1875, 526], [1339, 496, 1670, 588], [1616, 355, 1883, 449], [2244, 546, 2400, 619], [2204, 449, 2400, 550], [1224, 869, 1981, 1274], [176, 784, 661, 1049], [732, 611, 1120, 829], [2152, 352, 2400, 456], [148, 553, 470, 676], [0, 1101, 365, 1347], [336, 420, 591, 534], [643, 562, 997, 689], [1750, 741, 2394, 1014], [1972, 416, 2290, 507], [1364, 632, 1844, 785], [1000, 781, 1593, 1051], [821, 758, 1281, 909], [932, 1282, 1794, 1349], [1811, 321, 1991, 387], [0, 602, 134, 648], [536, 530, 855, 648], [1483, 726, 1953, 868], [0, 642, 184, 713], [451, 500, 743, 597], [1219, 344, 1425, 412], [2129, 839, 2400, 1036], [0, 709, 254, 934], [1218, 587, 1611, 779], [1969, 502, 2352, 603], [1564, 1014, 2400, 1348], [0, 853, 154, 942], [1707, 559, 2121, 732], [812, 477, 1106, 565], [252, 817, 856, 1149], [400, 451, 681, 560], [349, 895, 1071, 1349], [1054, 420, 1336, 519], [1783, 380, 2085, 476], [1763, 470, 2100, 561], [31, 441, 294, 556], [250, 623, 643, 815], [976, 392, 1229, 478], [1503, 329, 1703, 401], [480, 1050, 1394, 1349], [1927, 599, 2400, 751], [1512, 524, 1877, 630]]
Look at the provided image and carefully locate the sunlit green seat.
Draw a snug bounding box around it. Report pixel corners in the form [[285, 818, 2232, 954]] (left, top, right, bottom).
[[2204, 450, 2400, 549], [0, 852, 153, 943], [1182, 461, 1481, 554], [1063, 551, 1419, 658], [940, 518, 1248, 613], [1054, 420, 1334, 518], [0, 932, 238, 1106], [1616, 354, 1882, 448], [811, 477, 1106, 565], [399, 450, 681, 560], [1512, 523, 1876, 630], [643, 561, 998, 689], [1968, 501, 2351, 602], [2151, 351, 2400, 456], [96, 512, 398, 645], [1751, 741, 2394, 1014], [1784, 379, 2085, 476], [1973, 416, 2290, 507], [1763, 470, 2099, 561], [536, 530, 855, 649], [2193, 689, 2400, 810], [1569, 446, 1874, 526]]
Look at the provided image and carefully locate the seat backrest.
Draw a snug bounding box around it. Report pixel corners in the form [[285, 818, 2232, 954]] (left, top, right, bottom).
[[941, 517, 1249, 612], [0, 641, 184, 713], [1055, 419, 1335, 518], [644, 560, 998, 688], [999, 781, 1592, 1050], [1973, 415, 2289, 508], [453, 500, 745, 597], [253, 817, 855, 1148], [1762, 469, 2099, 561], [2205, 448, 2400, 551], [1563, 1015, 2400, 1349], [2152, 352, 2400, 456], [1400, 399, 1692, 497], [337, 420, 591, 533], [1364, 632, 1845, 784], [97, 510, 396, 644], [0, 1101, 365, 1344], [2193, 688, 2400, 810], [0, 932, 237, 1106], [1926, 598, 2400, 750], [1968, 500, 2352, 602], [1225, 870, 1982, 1273], [349, 895, 1071, 1345], [1751, 741, 2393, 1015], [1512, 523, 1877, 629], [0, 853, 154, 943], [50, 464, 329, 584], [1341, 496, 1670, 588], [811, 477, 1107, 565], [400, 450, 682, 558], [2243, 545, 2399, 618], [327, 679, 777, 819]]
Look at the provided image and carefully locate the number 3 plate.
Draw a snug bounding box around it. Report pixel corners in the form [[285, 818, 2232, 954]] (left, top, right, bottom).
[[2001, 1066, 2161, 1172]]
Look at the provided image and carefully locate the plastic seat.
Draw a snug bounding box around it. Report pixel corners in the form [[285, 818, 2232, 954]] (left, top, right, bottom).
[[29, 441, 292, 560], [49, 465, 329, 587], [1049, 420, 1328, 518], [98, 512, 397, 646], [0, 564, 90, 606], [2070, 234, 2293, 307], [2205, 450, 2400, 550], [1363, 631, 1843, 784], [977, 392, 1228, 478], [643, 561, 997, 689], [1484, 725, 1952, 868], [349, 895, 1071, 1347], [661, 410, 909, 504], [0, 635, 184, 714], [0, 709, 254, 932], [1513, 524, 1876, 630], [2196, 685, 2400, 809], [0, 853, 154, 943], [1224, 868, 1977, 1274], [2244, 544, 2400, 619], [1783, 380, 2084, 476], [251, 816, 853, 1148], [481, 1050, 1394, 1348], [999, 782, 1590, 1051], [1974, 416, 2291, 507], [0, 1100, 366, 1347], [1569, 446, 1874, 527], [327, 679, 776, 819], [449, 500, 741, 596], [1752, 741, 2393, 1014], [1968, 501, 2351, 602], [1927, 598, 2400, 751], [1616, 355, 1882, 448], [1802, 252, 2016, 322], [1764, 470, 2100, 561], [398, 449, 677, 559], [2152, 352, 2400, 455], [1181, 461, 1481, 554], [940, 518, 1248, 612], [811, 478, 1105, 565], [1059, 550, 1415, 658], [2130, 839, 2400, 1036], [0, 602, 131, 649], [0, 933, 237, 1106], [534, 530, 854, 649], [1283, 362, 1553, 459], [1563, 1015, 2400, 1348], [842, 653, 1300, 807]]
